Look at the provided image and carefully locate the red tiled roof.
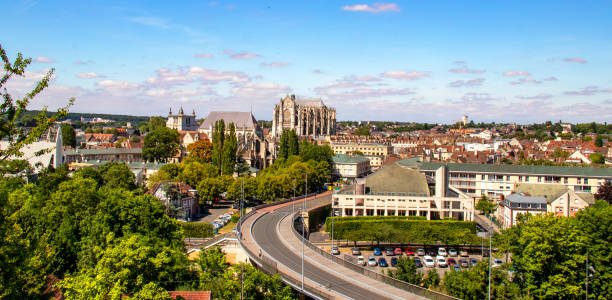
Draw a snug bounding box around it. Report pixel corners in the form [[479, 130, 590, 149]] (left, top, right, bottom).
[[168, 291, 211, 300]]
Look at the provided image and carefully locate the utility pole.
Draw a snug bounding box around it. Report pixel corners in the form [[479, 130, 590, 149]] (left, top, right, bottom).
[[302, 174, 307, 291], [240, 263, 244, 300], [293, 182, 296, 215]]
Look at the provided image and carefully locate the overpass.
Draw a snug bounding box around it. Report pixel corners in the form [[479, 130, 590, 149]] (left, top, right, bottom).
[[238, 192, 457, 300]]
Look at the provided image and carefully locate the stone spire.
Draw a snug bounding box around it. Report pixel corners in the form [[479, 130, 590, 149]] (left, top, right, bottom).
[[192, 109, 196, 116], [169, 107, 172, 115], [179, 106, 184, 115]]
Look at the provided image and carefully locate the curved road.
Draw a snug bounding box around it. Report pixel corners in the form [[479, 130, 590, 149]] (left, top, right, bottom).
[[248, 194, 425, 300]]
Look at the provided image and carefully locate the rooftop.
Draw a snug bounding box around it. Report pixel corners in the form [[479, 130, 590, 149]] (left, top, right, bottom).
[[404, 160, 612, 177], [332, 154, 370, 164], [65, 148, 142, 155], [199, 111, 257, 130], [361, 163, 430, 196], [505, 193, 547, 204]]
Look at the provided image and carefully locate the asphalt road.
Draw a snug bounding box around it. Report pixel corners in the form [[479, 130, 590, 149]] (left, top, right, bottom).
[[252, 195, 398, 300]]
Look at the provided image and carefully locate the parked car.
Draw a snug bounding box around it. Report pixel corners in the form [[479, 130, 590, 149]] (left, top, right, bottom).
[[331, 247, 340, 255], [448, 248, 458, 257], [385, 248, 395, 256], [416, 248, 426, 256], [438, 247, 448, 257], [453, 264, 461, 272], [426, 250, 436, 257], [424, 255, 435, 268], [373, 248, 382, 256], [391, 257, 398, 267], [394, 248, 402, 256], [459, 259, 469, 268], [447, 258, 457, 266], [436, 256, 448, 267], [352, 248, 361, 256], [414, 257, 423, 268], [378, 257, 389, 267], [368, 256, 378, 267], [470, 258, 478, 267], [357, 256, 366, 266], [405, 248, 415, 256], [459, 250, 469, 257], [493, 258, 504, 267]]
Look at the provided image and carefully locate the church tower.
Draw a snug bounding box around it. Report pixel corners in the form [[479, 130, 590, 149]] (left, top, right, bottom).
[[166, 107, 198, 131]]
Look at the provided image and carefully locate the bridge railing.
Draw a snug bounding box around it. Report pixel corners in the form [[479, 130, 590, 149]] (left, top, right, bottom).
[[291, 214, 459, 300]]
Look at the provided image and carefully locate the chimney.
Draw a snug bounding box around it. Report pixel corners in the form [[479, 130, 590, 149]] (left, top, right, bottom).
[[355, 178, 366, 195], [435, 165, 448, 197]]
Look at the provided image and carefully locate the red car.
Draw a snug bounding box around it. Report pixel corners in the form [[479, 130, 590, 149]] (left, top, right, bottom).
[[394, 248, 403, 255], [447, 258, 457, 266], [404, 248, 415, 256]]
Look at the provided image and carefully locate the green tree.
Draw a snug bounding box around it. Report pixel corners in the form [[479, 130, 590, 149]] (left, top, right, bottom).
[[422, 269, 440, 289], [387, 257, 423, 285], [197, 177, 225, 202], [595, 181, 612, 204], [442, 261, 520, 299], [594, 135, 604, 147], [187, 139, 213, 162], [99, 162, 136, 190], [475, 195, 496, 214], [354, 126, 371, 136], [178, 161, 208, 188], [143, 127, 180, 162], [148, 116, 167, 132], [62, 124, 77, 148], [589, 152, 605, 164], [212, 119, 225, 175], [0, 44, 73, 172], [222, 123, 237, 175], [72, 167, 103, 186]]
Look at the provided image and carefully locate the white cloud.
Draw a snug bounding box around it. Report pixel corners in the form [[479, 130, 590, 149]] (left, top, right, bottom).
[[96, 80, 142, 93], [448, 67, 486, 74], [260, 62, 290, 67], [563, 57, 587, 64], [230, 52, 261, 60], [194, 53, 214, 58], [76, 72, 105, 79], [342, 3, 401, 13], [515, 93, 553, 100], [502, 70, 530, 76], [380, 70, 429, 80], [448, 78, 485, 88], [34, 56, 55, 63]]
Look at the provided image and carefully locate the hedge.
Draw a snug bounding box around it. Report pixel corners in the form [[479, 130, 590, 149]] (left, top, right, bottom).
[[180, 221, 214, 238], [324, 216, 480, 245]]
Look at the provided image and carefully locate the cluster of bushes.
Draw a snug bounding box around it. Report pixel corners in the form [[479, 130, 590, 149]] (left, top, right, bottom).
[[325, 216, 480, 245], [180, 221, 214, 238]]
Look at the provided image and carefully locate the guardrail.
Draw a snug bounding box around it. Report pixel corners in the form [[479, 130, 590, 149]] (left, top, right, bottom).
[[291, 213, 459, 300], [240, 211, 333, 300]]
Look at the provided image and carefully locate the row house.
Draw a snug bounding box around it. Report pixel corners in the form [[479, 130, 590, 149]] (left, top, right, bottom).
[[149, 181, 200, 220]]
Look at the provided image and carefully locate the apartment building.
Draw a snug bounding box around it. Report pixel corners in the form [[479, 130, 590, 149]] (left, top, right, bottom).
[[499, 183, 594, 228], [329, 142, 392, 169], [398, 160, 612, 200], [332, 163, 475, 221], [332, 154, 371, 179]]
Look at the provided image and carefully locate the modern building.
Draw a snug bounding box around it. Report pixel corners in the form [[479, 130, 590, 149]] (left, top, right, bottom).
[[329, 142, 392, 169], [332, 154, 370, 179], [271, 94, 336, 137], [499, 193, 547, 229], [166, 107, 198, 131], [499, 183, 595, 228], [333, 163, 475, 221], [398, 159, 612, 200], [198, 111, 268, 168], [0, 126, 65, 173]]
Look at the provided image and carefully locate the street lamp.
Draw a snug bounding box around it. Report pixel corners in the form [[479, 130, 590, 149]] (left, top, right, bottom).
[[302, 173, 307, 291]]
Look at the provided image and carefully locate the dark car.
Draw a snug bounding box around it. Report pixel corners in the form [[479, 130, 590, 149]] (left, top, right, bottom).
[[385, 248, 395, 256], [373, 248, 382, 256], [459, 259, 469, 268], [426, 250, 436, 257], [414, 257, 423, 268], [378, 257, 389, 267], [351, 248, 361, 256], [470, 258, 478, 267], [391, 257, 399, 266], [447, 258, 457, 266]]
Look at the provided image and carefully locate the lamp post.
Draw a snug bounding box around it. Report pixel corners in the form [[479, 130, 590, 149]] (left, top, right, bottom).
[[292, 182, 296, 215], [302, 173, 307, 291]]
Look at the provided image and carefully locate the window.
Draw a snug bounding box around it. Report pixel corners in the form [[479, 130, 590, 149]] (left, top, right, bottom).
[[584, 178, 588, 184], [518, 176, 523, 182], [564, 177, 568, 184], [538, 177, 542, 183]]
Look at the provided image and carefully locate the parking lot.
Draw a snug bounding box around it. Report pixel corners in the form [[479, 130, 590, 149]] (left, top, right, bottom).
[[323, 245, 492, 278]]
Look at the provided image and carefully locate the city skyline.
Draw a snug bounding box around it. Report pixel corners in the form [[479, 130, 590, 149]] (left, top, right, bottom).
[[2, 0, 611, 123]]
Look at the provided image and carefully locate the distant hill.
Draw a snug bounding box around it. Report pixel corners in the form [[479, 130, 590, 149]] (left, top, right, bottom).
[[21, 110, 156, 125]]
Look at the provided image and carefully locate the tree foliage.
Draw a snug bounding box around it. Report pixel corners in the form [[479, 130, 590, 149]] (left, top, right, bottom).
[[62, 124, 77, 148], [387, 257, 422, 285], [143, 127, 180, 162], [187, 139, 213, 163], [595, 181, 612, 204], [354, 126, 371, 136], [0, 44, 73, 173], [475, 195, 496, 214], [442, 261, 521, 300]]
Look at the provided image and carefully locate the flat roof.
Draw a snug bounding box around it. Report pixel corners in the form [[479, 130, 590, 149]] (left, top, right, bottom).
[[409, 161, 612, 178]]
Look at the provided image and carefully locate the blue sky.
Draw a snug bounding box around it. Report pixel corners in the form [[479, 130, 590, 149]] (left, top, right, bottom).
[[2, 0, 611, 123]]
